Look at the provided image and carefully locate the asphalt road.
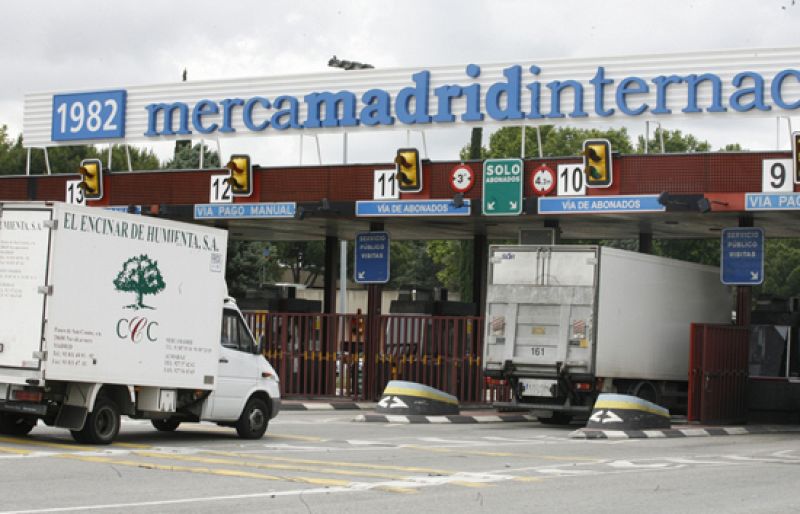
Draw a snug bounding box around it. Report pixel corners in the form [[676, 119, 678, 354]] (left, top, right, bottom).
[[1, 411, 799, 513]]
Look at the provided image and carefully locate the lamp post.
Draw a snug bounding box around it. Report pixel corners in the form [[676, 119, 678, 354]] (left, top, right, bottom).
[[327, 56, 375, 319]]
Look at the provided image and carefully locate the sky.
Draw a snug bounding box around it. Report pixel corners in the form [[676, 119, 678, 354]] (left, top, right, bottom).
[[2, 0, 800, 168]]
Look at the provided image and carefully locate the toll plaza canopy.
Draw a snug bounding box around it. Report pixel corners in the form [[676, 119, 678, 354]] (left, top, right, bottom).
[[2, 151, 800, 242]]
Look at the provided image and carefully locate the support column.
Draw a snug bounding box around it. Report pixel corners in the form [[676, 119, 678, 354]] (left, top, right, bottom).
[[323, 236, 338, 315], [472, 233, 488, 318], [364, 222, 384, 400], [544, 219, 561, 244], [736, 215, 754, 326], [639, 233, 653, 254]]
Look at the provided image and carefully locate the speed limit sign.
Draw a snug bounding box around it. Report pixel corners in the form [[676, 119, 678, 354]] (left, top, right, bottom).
[[449, 164, 475, 193], [530, 164, 556, 196]]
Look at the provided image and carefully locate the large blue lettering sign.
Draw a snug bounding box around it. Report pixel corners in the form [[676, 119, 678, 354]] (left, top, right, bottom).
[[141, 65, 800, 138]]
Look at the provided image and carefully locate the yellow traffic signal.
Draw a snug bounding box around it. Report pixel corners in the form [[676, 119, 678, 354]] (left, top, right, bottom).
[[226, 155, 252, 196], [793, 131, 800, 184], [395, 148, 422, 192], [582, 139, 612, 188], [78, 159, 103, 200]]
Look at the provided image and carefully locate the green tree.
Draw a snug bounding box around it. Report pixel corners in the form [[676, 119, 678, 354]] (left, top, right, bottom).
[[636, 128, 711, 154], [388, 240, 441, 289], [113, 255, 167, 310], [271, 241, 327, 287], [759, 240, 800, 299], [461, 125, 634, 160], [162, 142, 220, 169], [0, 125, 160, 176], [427, 240, 472, 301], [226, 241, 280, 298]]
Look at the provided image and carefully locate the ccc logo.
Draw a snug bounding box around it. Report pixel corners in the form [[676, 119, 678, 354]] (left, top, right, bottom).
[[116, 317, 159, 343]]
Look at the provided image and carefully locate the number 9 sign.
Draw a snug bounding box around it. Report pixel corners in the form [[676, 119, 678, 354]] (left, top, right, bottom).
[[449, 164, 474, 193]]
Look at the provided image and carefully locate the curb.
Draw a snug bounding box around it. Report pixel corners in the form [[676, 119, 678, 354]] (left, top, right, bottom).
[[282, 402, 376, 411], [354, 413, 539, 424], [570, 425, 800, 439]]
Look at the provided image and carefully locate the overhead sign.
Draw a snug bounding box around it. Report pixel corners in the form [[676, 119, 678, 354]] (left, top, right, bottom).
[[24, 47, 800, 147], [721, 228, 764, 285], [745, 192, 800, 210], [356, 199, 471, 217], [193, 202, 296, 219], [355, 231, 390, 284], [449, 164, 474, 193], [530, 164, 556, 196], [483, 158, 523, 216], [538, 195, 665, 214]]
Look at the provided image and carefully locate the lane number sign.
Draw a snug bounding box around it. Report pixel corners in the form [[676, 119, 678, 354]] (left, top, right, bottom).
[[449, 164, 475, 193], [557, 163, 586, 196], [210, 175, 232, 203], [762, 159, 793, 193], [374, 169, 400, 200], [52, 90, 127, 142], [65, 179, 86, 205], [530, 164, 556, 196]]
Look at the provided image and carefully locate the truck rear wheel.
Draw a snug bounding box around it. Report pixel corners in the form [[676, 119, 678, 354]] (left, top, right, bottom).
[[0, 414, 36, 436], [152, 418, 181, 432], [235, 397, 269, 439], [70, 395, 120, 445]]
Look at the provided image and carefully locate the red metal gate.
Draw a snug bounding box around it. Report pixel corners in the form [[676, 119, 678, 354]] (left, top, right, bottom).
[[242, 311, 511, 404], [688, 323, 749, 424]]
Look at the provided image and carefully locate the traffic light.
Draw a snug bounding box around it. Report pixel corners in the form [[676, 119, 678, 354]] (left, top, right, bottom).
[[793, 131, 800, 184], [395, 148, 422, 192], [78, 159, 103, 200], [582, 139, 612, 188], [225, 155, 252, 196]]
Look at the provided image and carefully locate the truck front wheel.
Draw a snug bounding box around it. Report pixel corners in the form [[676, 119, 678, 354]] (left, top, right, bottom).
[[0, 414, 36, 436], [235, 397, 269, 439], [70, 395, 120, 445]]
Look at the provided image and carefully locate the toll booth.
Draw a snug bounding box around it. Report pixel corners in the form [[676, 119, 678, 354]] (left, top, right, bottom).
[[748, 295, 800, 422], [381, 287, 479, 395], [235, 283, 322, 313], [238, 284, 329, 398]]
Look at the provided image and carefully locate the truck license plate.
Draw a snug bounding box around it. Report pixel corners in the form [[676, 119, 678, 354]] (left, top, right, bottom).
[[520, 379, 556, 397]]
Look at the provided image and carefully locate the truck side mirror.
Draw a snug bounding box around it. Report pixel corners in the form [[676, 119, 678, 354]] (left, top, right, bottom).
[[254, 335, 265, 356]]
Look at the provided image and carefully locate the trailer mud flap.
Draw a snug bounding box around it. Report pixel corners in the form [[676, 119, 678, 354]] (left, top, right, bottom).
[[55, 404, 87, 430]]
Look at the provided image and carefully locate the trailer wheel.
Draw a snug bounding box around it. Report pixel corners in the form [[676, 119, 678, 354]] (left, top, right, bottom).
[[0, 414, 36, 436], [151, 418, 181, 432], [235, 397, 269, 439], [70, 395, 120, 445], [630, 381, 660, 405]]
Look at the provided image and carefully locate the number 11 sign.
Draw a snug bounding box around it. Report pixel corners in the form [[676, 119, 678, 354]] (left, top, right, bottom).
[[374, 169, 400, 200]]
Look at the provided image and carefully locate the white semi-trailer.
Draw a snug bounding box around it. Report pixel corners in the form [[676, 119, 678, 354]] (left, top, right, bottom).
[[0, 202, 280, 443], [482, 245, 732, 423]]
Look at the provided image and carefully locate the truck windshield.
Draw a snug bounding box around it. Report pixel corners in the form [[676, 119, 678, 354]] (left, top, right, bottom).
[[221, 310, 255, 353]]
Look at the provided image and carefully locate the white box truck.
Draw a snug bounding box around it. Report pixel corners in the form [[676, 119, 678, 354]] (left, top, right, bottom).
[[0, 202, 280, 443], [483, 245, 732, 423]]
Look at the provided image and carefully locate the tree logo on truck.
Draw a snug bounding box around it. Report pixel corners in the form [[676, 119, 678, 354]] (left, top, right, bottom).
[[113, 254, 166, 310]]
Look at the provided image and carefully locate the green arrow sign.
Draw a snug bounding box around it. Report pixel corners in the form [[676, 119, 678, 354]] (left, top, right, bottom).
[[482, 158, 523, 216]]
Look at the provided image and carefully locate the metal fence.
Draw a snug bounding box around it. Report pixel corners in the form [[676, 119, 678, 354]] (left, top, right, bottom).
[[243, 311, 511, 404]]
